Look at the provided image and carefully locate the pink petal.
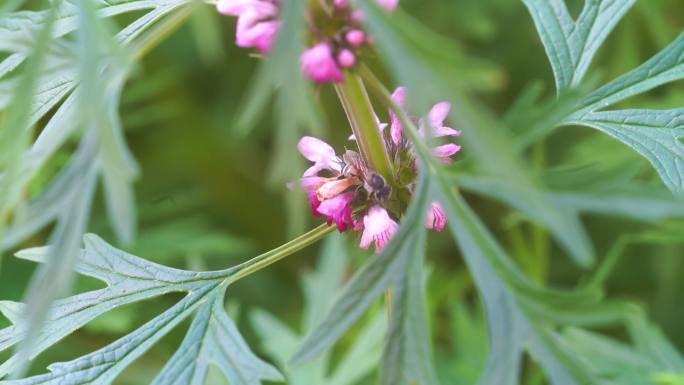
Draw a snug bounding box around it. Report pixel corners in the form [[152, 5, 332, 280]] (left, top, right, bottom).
[[433, 143, 461, 159], [428, 102, 450, 129], [300, 43, 344, 84], [333, 0, 349, 9], [433, 126, 461, 138], [345, 29, 366, 47], [297, 136, 340, 171], [337, 49, 356, 68], [317, 192, 355, 231], [218, 0, 277, 17], [300, 176, 327, 192], [376, 0, 399, 12], [425, 201, 446, 232], [359, 206, 399, 253], [389, 87, 407, 146], [236, 18, 280, 54]]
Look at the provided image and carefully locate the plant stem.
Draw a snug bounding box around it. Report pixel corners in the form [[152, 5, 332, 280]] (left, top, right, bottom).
[[334, 72, 395, 185], [228, 224, 334, 283], [360, 66, 434, 165], [132, 4, 193, 61]]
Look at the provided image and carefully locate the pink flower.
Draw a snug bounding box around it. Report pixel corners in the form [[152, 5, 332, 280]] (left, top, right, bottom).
[[425, 201, 446, 232], [432, 144, 461, 164], [317, 192, 356, 231], [419, 102, 461, 163], [298, 136, 342, 176], [376, 0, 399, 11], [216, 0, 277, 16], [337, 49, 356, 68], [333, 0, 349, 9], [345, 30, 366, 47], [300, 43, 344, 84], [217, 0, 280, 54], [300, 176, 327, 215], [389, 87, 407, 145], [359, 206, 399, 253]]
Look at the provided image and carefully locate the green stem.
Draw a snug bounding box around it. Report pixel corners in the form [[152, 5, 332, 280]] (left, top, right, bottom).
[[360, 66, 434, 166], [335, 72, 395, 185], [227, 224, 334, 283], [132, 4, 193, 61]]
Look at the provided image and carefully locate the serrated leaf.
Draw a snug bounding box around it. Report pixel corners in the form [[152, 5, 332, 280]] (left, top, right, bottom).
[[576, 32, 684, 111], [521, 0, 635, 91], [151, 290, 282, 385], [1, 232, 284, 384], [1, 287, 217, 385], [358, 1, 595, 267], [566, 109, 684, 194], [0, 233, 224, 377]]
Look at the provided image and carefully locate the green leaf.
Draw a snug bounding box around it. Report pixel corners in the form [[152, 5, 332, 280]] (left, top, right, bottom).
[[456, 173, 684, 222], [358, 4, 595, 267], [566, 109, 684, 194], [250, 235, 385, 385], [381, 224, 440, 385], [292, 179, 429, 365], [1, 288, 214, 385], [521, 0, 635, 91], [0, 232, 285, 384], [576, 32, 684, 111], [151, 290, 283, 385]]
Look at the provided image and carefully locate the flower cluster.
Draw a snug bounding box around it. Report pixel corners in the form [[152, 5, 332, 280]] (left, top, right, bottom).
[[216, 0, 281, 54], [299, 0, 397, 84], [216, 0, 398, 84], [299, 88, 460, 253]]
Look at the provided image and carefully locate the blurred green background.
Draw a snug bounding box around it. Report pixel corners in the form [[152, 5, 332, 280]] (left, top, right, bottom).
[[1, 0, 683, 383]]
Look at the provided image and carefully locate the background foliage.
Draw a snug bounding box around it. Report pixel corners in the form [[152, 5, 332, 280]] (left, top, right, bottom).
[[1, 0, 684, 384]]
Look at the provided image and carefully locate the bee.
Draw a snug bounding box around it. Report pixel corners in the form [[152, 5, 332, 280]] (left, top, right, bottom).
[[368, 173, 391, 202], [341, 150, 365, 179], [340, 150, 391, 202]]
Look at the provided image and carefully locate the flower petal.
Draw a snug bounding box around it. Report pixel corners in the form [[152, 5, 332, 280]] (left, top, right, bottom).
[[360, 206, 399, 253], [300, 43, 344, 84], [428, 102, 450, 129], [298, 136, 339, 167], [433, 143, 461, 159], [376, 0, 399, 12], [425, 201, 446, 232], [389, 87, 407, 145]]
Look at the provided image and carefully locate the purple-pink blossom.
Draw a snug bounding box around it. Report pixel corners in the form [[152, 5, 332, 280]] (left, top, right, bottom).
[[216, 0, 280, 54], [425, 202, 446, 232], [375, 0, 399, 12], [359, 206, 399, 253], [296, 86, 460, 253], [318, 192, 356, 231], [300, 43, 345, 84]]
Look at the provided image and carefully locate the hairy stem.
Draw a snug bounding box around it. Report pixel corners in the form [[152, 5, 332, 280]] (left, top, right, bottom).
[[228, 224, 334, 283], [334, 72, 395, 185]]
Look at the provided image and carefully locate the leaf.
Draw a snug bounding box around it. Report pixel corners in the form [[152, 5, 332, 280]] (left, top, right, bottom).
[[521, 0, 635, 91], [380, 224, 440, 385], [358, 2, 595, 267], [151, 290, 283, 385], [576, 32, 684, 111], [250, 235, 385, 385], [455, 172, 684, 222], [0, 233, 283, 384], [292, 179, 429, 364], [0, 3, 56, 231], [1, 289, 214, 385], [565, 109, 684, 194]]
